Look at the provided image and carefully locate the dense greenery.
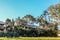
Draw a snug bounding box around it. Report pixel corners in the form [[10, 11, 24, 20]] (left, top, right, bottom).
[[0, 4, 60, 37], [0, 26, 57, 37]]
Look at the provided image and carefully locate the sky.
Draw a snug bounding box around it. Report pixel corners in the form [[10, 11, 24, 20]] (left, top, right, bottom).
[[0, 0, 60, 29], [0, 0, 59, 21]]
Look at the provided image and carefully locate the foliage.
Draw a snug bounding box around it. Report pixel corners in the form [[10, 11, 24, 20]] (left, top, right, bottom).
[[1, 4, 59, 37], [22, 14, 36, 23]]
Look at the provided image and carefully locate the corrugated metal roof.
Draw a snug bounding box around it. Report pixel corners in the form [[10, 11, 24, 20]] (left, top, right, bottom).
[[0, 21, 5, 24]]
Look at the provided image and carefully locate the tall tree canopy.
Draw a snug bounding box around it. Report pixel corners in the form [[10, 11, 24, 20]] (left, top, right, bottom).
[[47, 4, 60, 25], [22, 14, 36, 23], [5, 18, 11, 24]]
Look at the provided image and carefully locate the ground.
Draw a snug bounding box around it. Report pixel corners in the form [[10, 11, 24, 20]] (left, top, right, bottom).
[[0, 37, 60, 40]]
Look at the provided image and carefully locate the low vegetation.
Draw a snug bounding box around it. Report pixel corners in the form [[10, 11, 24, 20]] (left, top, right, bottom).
[[0, 37, 60, 40]]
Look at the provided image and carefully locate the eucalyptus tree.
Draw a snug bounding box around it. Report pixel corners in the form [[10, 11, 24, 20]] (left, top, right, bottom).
[[5, 18, 11, 24], [15, 17, 21, 26], [43, 4, 60, 36], [47, 4, 60, 30], [5, 18, 12, 26], [5, 18, 14, 32], [37, 10, 49, 27], [12, 19, 15, 26], [22, 14, 36, 23], [38, 4, 59, 31], [37, 4, 60, 36], [47, 4, 60, 25]]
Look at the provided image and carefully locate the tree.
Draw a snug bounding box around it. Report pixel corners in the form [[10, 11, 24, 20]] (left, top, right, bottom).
[[5, 18, 12, 27], [22, 14, 36, 23], [37, 4, 59, 36], [5, 18, 11, 24], [12, 19, 15, 26], [47, 4, 59, 30], [15, 17, 27, 27], [47, 4, 60, 24], [15, 17, 21, 26]]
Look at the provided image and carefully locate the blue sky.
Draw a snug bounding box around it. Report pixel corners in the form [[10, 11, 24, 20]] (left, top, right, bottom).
[[0, 0, 59, 21], [0, 0, 60, 29]]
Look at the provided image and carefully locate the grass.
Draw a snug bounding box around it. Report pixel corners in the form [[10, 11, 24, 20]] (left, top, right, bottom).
[[0, 37, 60, 40]]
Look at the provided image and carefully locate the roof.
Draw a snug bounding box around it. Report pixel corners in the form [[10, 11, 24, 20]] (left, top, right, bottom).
[[0, 21, 5, 24], [57, 30, 60, 34], [27, 23, 36, 28]]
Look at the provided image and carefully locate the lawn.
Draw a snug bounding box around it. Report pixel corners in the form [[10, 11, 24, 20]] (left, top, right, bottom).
[[0, 37, 60, 40]]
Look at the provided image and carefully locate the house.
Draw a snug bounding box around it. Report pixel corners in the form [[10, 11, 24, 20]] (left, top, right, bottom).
[[26, 22, 39, 28], [0, 21, 6, 32], [0, 21, 5, 26], [57, 30, 60, 37], [0, 21, 5, 29]]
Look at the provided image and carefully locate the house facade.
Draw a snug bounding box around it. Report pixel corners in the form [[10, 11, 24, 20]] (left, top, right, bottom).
[[57, 30, 60, 37]]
